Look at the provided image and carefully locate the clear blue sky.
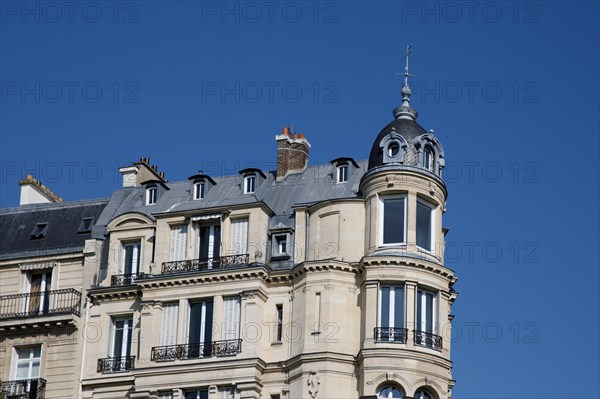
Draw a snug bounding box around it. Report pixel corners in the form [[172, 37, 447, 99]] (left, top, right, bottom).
[[1, 1, 599, 397]]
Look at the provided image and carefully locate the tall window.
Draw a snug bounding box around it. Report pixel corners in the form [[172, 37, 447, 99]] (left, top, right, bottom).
[[337, 165, 348, 183], [381, 196, 406, 245], [193, 182, 205, 200], [146, 186, 157, 205], [170, 225, 188, 261], [275, 304, 283, 342], [23, 271, 52, 315], [218, 386, 237, 399], [378, 285, 405, 342], [196, 222, 221, 262], [223, 297, 241, 341], [416, 288, 437, 336], [108, 316, 133, 370], [416, 200, 434, 251], [422, 146, 434, 172], [378, 386, 404, 399], [120, 242, 141, 275], [160, 303, 179, 347], [231, 218, 248, 255], [185, 390, 208, 399], [187, 299, 213, 357], [244, 176, 256, 194]]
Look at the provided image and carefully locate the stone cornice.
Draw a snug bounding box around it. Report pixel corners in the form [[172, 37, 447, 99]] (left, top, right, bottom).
[[360, 256, 457, 284], [358, 347, 452, 369], [136, 266, 270, 290]]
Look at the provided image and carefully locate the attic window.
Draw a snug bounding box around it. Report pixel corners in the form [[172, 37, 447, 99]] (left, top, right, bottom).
[[337, 164, 348, 183], [146, 186, 157, 205], [387, 142, 400, 157], [78, 217, 94, 233], [31, 223, 48, 239], [244, 175, 256, 194], [193, 181, 205, 200]]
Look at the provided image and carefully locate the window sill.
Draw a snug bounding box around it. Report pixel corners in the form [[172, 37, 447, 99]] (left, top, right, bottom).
[[271, 255, 290, 261], [271, 341, 283, 346]]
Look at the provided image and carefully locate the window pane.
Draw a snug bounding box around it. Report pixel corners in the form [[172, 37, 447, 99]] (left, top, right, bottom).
[[380, 287, 390, 327], [394, 286, 404, 328], [416, 201, 432, 250], [383, 198, 405, 244], [425, 292, 434, 332]]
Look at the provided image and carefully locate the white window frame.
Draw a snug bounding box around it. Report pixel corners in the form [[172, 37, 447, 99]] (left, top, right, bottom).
[[22, 270, 52, 315], [120, 241, 141, 275], [379, 194, 408, 246], [415, 287, 439, 336], [244, 175, 256, 194], [416, 198, 436, 253], [378, 285, 405, 329], [378, 386, 404, 399], [231, 218, 248, 255], [107, 315, 134, 369], [146, 186, 157, 205], [193, 182, 205, 200], [423, 146, 434, 172], [11, 346, 41, 380], [336, 165, 348, 183], [272, 234, 288, 257]]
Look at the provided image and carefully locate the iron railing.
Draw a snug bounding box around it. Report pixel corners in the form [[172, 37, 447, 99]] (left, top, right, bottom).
[[0, 289, 81, 320], [97, 356, 135, 373], [1, 378, 46, 399], [161, 254, 249, 274], [151, 339, 242, 362], [110, 272, 146, 286], [374, 327, 408, 343], [413, 330, 443, 350]]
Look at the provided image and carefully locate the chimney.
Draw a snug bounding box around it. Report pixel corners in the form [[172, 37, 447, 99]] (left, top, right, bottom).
[[119, 156, 168, 188], [18, 175, 63, 206], [276, 126, 311, 180]]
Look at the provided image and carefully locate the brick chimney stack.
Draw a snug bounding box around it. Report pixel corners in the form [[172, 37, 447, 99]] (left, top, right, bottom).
[[276, 126, 311, 180], [118, 156, 168, 187]]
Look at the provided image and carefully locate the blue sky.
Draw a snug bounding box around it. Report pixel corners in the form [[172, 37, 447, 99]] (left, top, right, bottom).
[[1, 1, 599, 397]]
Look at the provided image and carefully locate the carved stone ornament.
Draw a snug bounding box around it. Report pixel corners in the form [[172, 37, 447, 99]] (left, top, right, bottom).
[[307, 370, 320, 398]]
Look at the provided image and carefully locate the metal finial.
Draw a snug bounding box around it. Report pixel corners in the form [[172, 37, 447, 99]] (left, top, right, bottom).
[[403, 44, 413, 87]]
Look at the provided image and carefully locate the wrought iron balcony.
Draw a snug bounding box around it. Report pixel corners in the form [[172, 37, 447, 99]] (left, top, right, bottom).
[[1, 378, 46, 399], [374, 327, 408, 343], [97, 356, 135, 373], [161, 254, 250, 274], [110, 272, 146, 286], [0, 289, 81, 320], [413, 330, 443, 350], [151, 339, 242, 362]]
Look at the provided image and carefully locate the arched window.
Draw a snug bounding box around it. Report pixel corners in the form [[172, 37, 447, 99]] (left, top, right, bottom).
[[414, 390, 433, 399], [422, 146, 434, 172], [387, 141, 400, 158], [378, 386, 404, 399]]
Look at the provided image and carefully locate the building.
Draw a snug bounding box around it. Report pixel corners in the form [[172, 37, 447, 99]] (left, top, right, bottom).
[[1, 61, 457, 399], [78, 67, 457, 398], [0, 177, 108, 399]]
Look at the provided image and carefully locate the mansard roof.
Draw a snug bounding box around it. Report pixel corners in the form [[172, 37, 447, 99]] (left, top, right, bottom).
[[0, 198, 109, 260], [95, 161, 368, 233]]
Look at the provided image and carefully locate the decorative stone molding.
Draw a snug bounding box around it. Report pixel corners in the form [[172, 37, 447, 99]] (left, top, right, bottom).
[[307, 370, 320, 398]]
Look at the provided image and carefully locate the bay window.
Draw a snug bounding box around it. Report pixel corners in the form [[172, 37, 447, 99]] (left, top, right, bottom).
[[377, 285, 406, 342], [416, 199, 434, 251], [381, 196, 407, 245]]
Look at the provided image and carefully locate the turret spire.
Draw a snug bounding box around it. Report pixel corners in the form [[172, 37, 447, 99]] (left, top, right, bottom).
[[394, 44, 418, 121]]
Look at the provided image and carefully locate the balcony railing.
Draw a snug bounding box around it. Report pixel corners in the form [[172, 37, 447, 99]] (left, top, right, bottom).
[[1, 378, 46, 399], [0, 289, 81, 320], [110, 272, 146, 286], [413, 330, 443, 350], [151, 339, 242, 362], [161, 254, 250, 274], [97, 356, 135, 373], [374, 327, 408, 343]]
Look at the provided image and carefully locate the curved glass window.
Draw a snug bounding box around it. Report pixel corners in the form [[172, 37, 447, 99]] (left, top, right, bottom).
[[414, 390, 433, 399], [423, 146, 434, 171], [387, 142, 400, 157], [378, 386, 404, 399]]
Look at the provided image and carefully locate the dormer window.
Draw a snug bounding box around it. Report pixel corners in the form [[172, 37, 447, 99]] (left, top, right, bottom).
[[337, 165, 348, 183], [78, 217, 94, 233], [423, 146, 434, 172], [387, 142, 400, 157], [244, 175, 256, 194], [31, 223, 48, 239], [273, 234, 287, 256], [146, 186, 157, 205], [193, 182, 205, 200]]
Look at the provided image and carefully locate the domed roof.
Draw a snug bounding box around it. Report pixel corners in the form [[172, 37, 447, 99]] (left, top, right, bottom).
[[368, 118, 427, 170]]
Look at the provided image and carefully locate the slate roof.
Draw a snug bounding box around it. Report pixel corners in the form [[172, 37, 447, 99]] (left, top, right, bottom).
[[368, 118, 427, 170], [95, 161, 368, 233], [0, 198, 109, 260]]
